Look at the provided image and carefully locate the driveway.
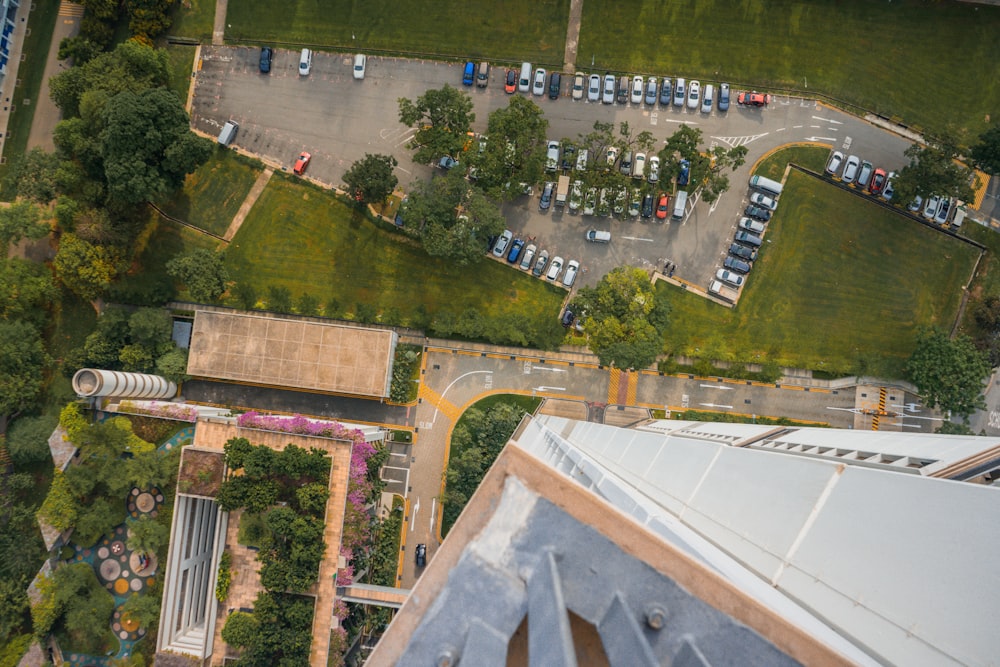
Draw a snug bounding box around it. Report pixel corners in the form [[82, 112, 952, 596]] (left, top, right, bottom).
[[192, 49, 915, 290]]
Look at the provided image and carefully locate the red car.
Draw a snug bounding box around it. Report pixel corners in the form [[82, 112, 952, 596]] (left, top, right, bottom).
[[738, 91, 770, 107], [655, 193, 670, 219], [504, 69, 517, 94], [293, 152, 311, 175], [869, 168, 887, 194]]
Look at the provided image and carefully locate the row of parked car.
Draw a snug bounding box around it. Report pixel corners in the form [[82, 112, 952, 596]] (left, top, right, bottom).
[[490, 231, 580, 288], [824, 150, 963, 227], [708, 177, 782, 300]]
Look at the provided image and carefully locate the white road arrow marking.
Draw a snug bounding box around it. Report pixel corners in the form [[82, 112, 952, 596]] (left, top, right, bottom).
[[410, 498, 420, 532], [812, 115, 843, 124], [699, 384, 733, 390], [621, 236, 654, 242], [534, 386, 566, 392], [430, 498, 437, 534], [805, 136, 837, 142], [699, 403, 733, 409], [533, 366, 567, 373]]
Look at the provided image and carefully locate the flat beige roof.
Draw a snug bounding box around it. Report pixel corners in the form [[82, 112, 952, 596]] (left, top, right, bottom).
[[187, 310, 396, 398]]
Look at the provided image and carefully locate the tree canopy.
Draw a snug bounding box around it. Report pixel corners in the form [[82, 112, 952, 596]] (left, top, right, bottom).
[[970, 124, 1000, 176], [342, 153, 399, 205], [907, 328, 991, 417], [473, 96, 549, 200], [166, 248, 230, 303], [570, 267, 670, 370], [398, 85, 475, 164], [0, 321, 49, 433], [892, 142, 976, 206]]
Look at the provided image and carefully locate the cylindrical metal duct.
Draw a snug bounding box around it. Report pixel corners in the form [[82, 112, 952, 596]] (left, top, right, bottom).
[[72, 369, 177, 399]]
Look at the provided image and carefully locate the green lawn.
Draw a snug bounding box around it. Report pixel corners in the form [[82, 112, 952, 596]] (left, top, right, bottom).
[[225, 174, 566, 328], [167, 0, 216, 41], [578, 0, 1000, 142], [225, 0, 570, 66], [0, 0, 59, 200], [659, 169, 980, 378], [157, 147, 262, 237], [753, 144, 829, 181], [165, 45, 197, 104]]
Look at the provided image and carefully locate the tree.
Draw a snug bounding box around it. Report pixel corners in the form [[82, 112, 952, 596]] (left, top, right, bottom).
[[166, 248, 229, 302], [474, 96, 549, 199], [126, 515, 168, 557], [0, 321, 49, 433], [267, 285, 292, 313], [10, 147, 63, 203], [907, 328, 991, 417], [124, 0, 176, 39], [343, 153, 398, 205], [421, 187, 505, 265], [970, 124, 1000, 176], [37, 469, 78, 531], [120, 592, 159, 631], [5, 415, 57, 466], [155, 347, 189, 383], [221, 610, 258, 647], [893, 143, 976, 206], [398, 85, 475, 164], [233, 281, 258, 310], [57, 35, 103, 66], [0, 576, 28, 645], [129, 307, 172, 349], [100, 88, 213, 206], [53, 233, 126, 300], [570, 267, 670, 370], [0, 201, 50, 248], [0, 258, 59, 330]]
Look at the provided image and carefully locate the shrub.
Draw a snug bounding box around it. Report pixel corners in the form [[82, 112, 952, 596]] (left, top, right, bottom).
[[215, 551, 232, 602]]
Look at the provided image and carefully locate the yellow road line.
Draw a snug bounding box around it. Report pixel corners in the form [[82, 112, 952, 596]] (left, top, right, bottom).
[[625, 372, 638, 406], [417, 383, 463, 423], [607, 368, 621, 404]]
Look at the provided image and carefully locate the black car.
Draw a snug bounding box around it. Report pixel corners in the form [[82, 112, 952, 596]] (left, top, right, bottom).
[[561, 309, 575, 327], [659, 77, 672, 105], [729, 243, 757, 262], [415, 543, 427, 567], [724, 256, 751, 274], [744, 205, 772, 222], [734, 231, 763, 248], [548, 72, 562, 100], [539, 181, 554, 210], [259, 47, 273, 74], [641, 193, 654, 218], [560, 145, 577, 171]]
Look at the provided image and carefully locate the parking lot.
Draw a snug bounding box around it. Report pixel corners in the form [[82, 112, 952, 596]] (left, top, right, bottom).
[[191, 47, 913, 290]]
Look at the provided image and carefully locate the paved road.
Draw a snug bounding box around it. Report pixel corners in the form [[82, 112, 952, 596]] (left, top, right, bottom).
[[190, 48, 915, 291]]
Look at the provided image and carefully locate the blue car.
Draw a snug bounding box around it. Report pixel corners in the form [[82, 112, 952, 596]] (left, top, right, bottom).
[[259, 47, 273, 74], [462, 61, 475, 86], [507, 239, 525, 264], [678, 159, 690, 186]]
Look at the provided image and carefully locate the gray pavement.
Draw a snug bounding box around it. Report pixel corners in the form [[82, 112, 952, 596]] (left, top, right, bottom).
[[26, 1, 81, 152], [191, 48, 917, 293]]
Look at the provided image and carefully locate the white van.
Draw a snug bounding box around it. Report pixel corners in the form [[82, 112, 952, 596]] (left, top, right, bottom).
[[217, 120, 238, 146], [748, 174, 784, 197], [298, 49, 312, 76], [518, 62, 532, 93], [672, 190, 688, 220]]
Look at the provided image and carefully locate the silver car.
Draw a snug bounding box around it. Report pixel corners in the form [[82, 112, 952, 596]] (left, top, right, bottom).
[[687, 80, 701, 109], [842, 155, 860, 183], [532, 68, 546, 96], [602, 74, 615, 104], [587, 74, 601, 102]]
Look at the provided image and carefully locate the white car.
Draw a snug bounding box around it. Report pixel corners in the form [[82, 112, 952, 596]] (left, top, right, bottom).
[[546, 256, 564, 281], [842, 155, 860, 183], [606, 146, 619, 168], [826, 151, 844, 176], [738, 217, 765, 234], [749, 192, 777, 211], [562, 260, 580, 288], [587, 74, 601, 102], [576, 149, 589, 171], [545, 141, 560, 171], [687, 80, 701, 109], [532, 68, 547, 96], [716, 269, 745, 287], [632, 152, 646, 180], [648, 155, 660, 183], [629, 188, 641, 217], [572, 72, 585, 100], [492, 230, 512, 257], [583, 188, 597, 215], [602, 74, 616, 104], [519, 243, 537, 270], [923, 195, 941, 220], [569, 180, 583, 213], [881, 172, 896, 201], [630, 75, 644, 104], [934, 197, 952, 225], [353, 54, 367, 80]]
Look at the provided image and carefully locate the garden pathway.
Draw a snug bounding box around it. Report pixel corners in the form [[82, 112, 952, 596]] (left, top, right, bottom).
[[212, 0, 227, 45], [222, 167, 273, 242], [563, 0, 584, 72]]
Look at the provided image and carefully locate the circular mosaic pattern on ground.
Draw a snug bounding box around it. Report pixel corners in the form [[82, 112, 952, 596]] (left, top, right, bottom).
[[129, 552, 158, 576], [135, 493, 155, 513], [121, 613, 140, 633], [114, 578, 130, 595], [99, 559, 121, 581]]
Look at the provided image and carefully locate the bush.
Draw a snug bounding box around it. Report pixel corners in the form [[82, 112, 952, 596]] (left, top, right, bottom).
[[5, 415, 57, 465], [389, 344, 421, 403], [215, 551, 232, 602]]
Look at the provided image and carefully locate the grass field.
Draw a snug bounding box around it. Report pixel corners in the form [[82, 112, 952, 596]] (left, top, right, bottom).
[[753, 144, 829, 181], [225, 174, 566, 327], [167, 0, 216, 41], [0, 0, 59, 200], [658, 169, 980, 378], [165, 45, 197, 104], [157, 147, 262, 237], [225, 0, 570, 66], [578, 0, 1000, 142]]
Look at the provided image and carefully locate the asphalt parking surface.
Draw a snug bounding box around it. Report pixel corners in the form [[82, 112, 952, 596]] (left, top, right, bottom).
[[192, 48, 914, 290]]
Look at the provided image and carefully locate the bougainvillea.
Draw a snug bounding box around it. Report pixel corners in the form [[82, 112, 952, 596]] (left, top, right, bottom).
[[117, 400, 198, 422]]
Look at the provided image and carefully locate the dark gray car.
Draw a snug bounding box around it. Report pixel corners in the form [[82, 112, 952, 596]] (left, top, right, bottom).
[[718, 83, 730, 111], [659, 77, 672, 105], [734, 231, 763, 247], [724, 256, 751, 274], [729, 243, 757, 262]]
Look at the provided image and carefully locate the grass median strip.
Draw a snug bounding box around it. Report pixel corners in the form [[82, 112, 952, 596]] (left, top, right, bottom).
[[578, 0, 1000, 141], [225, 0, 570, 65], [658, 169, 979, 378]]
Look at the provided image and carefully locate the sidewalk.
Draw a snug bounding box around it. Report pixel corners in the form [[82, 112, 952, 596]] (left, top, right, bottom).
[[26, 1, 81, 151], [0, 0, 34, 163]]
